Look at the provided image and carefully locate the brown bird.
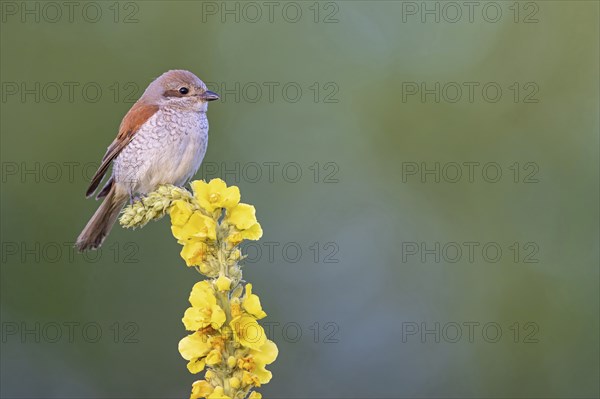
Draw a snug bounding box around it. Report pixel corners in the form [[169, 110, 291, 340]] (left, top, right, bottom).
[[76, 70, 219, 251]]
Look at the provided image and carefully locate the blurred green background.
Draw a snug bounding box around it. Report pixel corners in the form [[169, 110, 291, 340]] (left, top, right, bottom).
[[1, 1, 598, 398]]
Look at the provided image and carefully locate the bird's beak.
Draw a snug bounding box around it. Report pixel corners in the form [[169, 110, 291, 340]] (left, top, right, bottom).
[[198, 91, 219, 101]]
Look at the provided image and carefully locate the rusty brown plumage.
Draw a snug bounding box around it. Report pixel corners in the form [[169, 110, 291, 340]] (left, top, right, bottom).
[[85, 102, 159, 198]]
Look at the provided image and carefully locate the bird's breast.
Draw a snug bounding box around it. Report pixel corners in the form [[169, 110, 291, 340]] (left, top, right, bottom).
[[114, 109, 209, 192]]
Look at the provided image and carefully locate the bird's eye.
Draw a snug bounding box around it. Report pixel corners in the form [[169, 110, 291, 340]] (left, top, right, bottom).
[[179, 87, 189, 95]]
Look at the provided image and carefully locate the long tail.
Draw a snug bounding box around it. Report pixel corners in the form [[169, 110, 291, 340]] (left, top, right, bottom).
[[76, 186, 128, 252]]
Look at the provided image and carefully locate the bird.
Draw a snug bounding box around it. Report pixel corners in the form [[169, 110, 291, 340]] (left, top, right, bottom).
[[76, 70, 219, 251]]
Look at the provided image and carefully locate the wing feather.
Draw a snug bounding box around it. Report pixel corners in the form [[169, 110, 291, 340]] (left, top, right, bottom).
[[85, 102, 158, 198]]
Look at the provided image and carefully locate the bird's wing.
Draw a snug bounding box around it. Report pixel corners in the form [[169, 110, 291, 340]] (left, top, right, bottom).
[[85, 102, 159, 198]]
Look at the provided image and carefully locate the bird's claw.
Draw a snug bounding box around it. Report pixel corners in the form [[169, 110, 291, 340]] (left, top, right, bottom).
[[129, 193, 144, 205]]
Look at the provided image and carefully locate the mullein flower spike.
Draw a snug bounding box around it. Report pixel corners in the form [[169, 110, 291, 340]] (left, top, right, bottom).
[[120, 178, 277, 399]]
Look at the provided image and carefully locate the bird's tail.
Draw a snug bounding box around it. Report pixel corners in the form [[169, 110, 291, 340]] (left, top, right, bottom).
[[76, 186, 128, 252]]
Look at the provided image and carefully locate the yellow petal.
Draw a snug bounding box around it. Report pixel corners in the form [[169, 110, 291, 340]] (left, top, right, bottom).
[[181, 241, 209, 267], [226, 204, 257, 230], [248, 339, 278, 383], [241, 223, 263, 241], [253, 367, 272, 384], [226, 223, 263, 246], [205, 349, 222, 365], [191, 380, 214, 399], [207, 386, 231, 399], [242, 371, 261, 387], [178, 332, 212, 361], [209, 304, 226, 329], [217, 184, 240, 210], [251, 339, 279, 366], [248, 392, 262, 399], [229, 377, 241, 389], [170, 200, 193, 226], [230, 315, 267, 350], [187, 358, 206, 374], [230, 298, 242, 318], [227, 356, 237, 368], [215, 275, 232, 291], [189, 281, 216, 308], [190, 180, 210, 207], [172, 211, 216, 242], [192, 179, 240, 212], [182, 307, 206, 331], [243, 284, 267, 319]]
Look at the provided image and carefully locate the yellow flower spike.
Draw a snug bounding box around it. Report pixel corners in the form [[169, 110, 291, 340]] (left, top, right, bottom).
[[225, 203, 258, 230], [207, 386, 231, 399], [243, 284, 267, 320], [215, 275, 232, 291], [230, 315, 267, 350], [191, 380, 214, 399], [126, 181, 277, 397], [192, 179, 241, 212]]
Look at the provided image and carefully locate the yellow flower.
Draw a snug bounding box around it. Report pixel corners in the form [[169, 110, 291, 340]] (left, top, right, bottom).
[[180, 241, 209, 267], [207, 386, 231, 399], [243, 284, 267, 319], [205, 370, 216, 380], [172, 212, 217, 242], [249, 339, 278, 384], [205, 349, 222, 366], [192, 179, 240, 212], [227, 223, 263, 245], [183, 306, 226, 331], [215, 275, 232, 291], [230, 298, 242, 318], [230, 315, 267, 350], [242, 371, 260, 387], [179, 332, 212, 373], [227, 356, 237, 369], [187, 358, 207, 374], [226, 204, 258, 230], [248, 392, 262, 399], [170, 200, 193, 226], [237, 355, 254, 371], [183, 281, 226, 330], [189, 281, 216, 307], [191, 380, 214, 399], [229, 377, 241, 389]]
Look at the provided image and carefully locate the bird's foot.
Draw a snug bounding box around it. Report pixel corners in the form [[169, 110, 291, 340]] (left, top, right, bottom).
[[129, 193, 145, 205]]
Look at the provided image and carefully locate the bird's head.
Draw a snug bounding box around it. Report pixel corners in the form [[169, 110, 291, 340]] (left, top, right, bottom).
[[142, 69, 219, 112]]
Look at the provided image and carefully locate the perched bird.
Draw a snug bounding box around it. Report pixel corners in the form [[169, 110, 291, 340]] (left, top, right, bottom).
[[76, 70, 219, 251]]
